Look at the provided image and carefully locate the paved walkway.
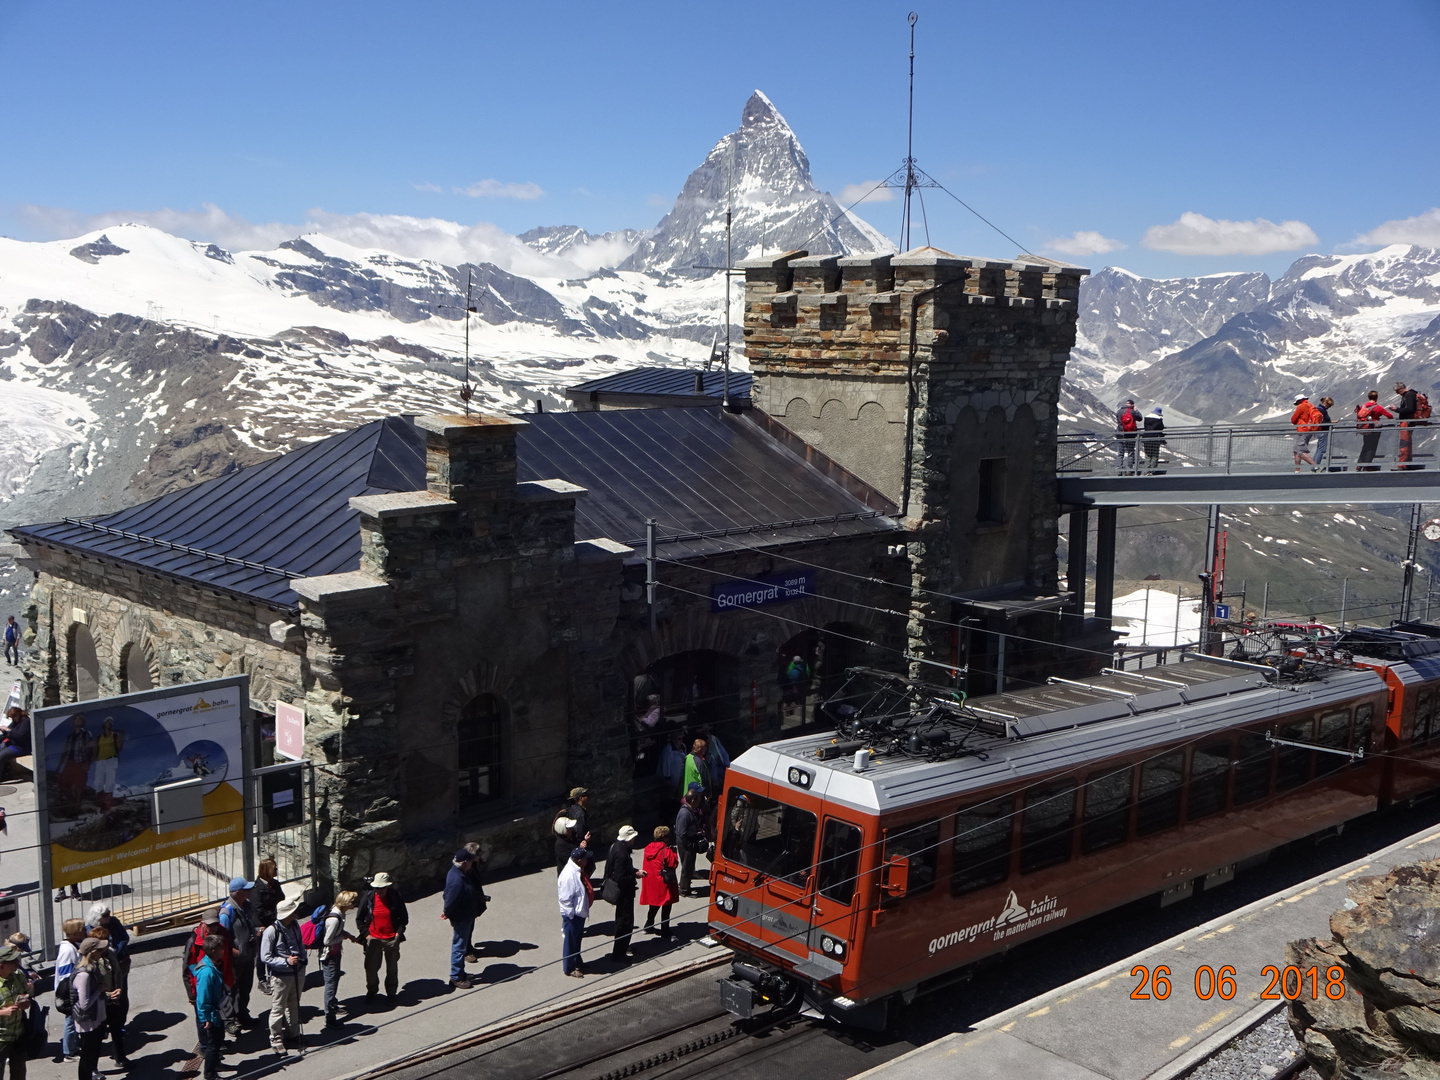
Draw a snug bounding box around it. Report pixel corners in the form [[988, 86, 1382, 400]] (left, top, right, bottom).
[[855, 819, 1440, 1080]]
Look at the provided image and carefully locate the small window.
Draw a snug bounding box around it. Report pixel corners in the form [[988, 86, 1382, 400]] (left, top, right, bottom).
[[977, 458, 1007, 524], [817, 819, 862, 904], [881, 820, 940, 907], [1353, 704, 1375, 765], [1136, 751, 1185, 836], [1187, 742, 1231, 820], [952, 796, 1015, 895], [1020, 780, 1077, 873], [458, 693, 505, 809], [1274, 718, 1314, 792], [1081, 766, 1133, 854], [1316, 710, 1351, 776], [1232, 731, 1271, 805]]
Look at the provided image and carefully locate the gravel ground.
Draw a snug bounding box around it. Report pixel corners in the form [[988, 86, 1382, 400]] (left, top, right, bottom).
[[1189, 1009, 1303, 1080]]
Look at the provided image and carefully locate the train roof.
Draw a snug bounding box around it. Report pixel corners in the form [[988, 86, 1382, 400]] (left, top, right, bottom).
[[728, 656, 1386, 815]]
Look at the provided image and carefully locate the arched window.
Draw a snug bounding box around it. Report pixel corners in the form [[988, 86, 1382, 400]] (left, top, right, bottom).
[[458, 694, 505, 809], [70, 625, 100, 702], [119, 642, 154, 694]]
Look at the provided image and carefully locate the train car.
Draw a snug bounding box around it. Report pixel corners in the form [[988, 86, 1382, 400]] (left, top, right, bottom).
[[707, 654, 1387, 1029]]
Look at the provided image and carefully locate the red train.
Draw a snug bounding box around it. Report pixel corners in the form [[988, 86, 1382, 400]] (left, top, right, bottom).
[[707, 640, 1440, 1028]]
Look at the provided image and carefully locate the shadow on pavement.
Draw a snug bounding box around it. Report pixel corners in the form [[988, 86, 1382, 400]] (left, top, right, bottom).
[[127, 1008, 188, 1033], [474, 962, 536, 984], [395, 977, 451, 1006], [471, 938, 537, 959]]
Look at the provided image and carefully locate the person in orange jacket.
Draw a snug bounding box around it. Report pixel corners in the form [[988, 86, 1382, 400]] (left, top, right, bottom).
[[1290, 395, 1320, 471]]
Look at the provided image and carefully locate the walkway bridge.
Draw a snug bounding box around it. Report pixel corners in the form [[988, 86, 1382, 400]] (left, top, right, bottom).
[[1055, 421, 1440, 630]]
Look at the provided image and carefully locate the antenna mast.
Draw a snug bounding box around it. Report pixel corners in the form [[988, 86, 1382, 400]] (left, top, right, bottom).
[[901, 11, 918, 252], [723, 134, 734, 408], [459, 269, 476, 417]]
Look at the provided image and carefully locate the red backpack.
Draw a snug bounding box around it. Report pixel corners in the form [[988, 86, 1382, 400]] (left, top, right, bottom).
[[1417, 391, 1432, 422], [1117, 406, 1138, 433]]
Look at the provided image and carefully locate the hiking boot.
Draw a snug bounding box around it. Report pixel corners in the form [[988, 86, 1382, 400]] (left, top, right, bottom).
[[449, 977, 474, 990]]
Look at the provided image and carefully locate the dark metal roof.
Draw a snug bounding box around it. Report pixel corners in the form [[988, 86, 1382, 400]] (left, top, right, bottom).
[[567, 366, 753, 401], [516, 407, 895, 558], [12, 409, 895, 609]]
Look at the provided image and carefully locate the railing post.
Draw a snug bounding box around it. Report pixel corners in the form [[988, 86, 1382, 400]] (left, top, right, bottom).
[[1224, 427, 1234, 474]]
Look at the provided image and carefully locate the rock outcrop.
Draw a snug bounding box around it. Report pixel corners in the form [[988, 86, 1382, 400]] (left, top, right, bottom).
[[1288, 859, 1440, 1079]]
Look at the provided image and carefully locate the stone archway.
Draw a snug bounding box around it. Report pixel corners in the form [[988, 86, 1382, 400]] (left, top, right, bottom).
[[119, 640, 158, 694], [68, 624, 100, 702]]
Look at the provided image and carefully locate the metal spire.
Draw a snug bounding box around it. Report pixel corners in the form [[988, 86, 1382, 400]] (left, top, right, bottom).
[[459, 269, 476, 416], [902, 11, 918, 252]]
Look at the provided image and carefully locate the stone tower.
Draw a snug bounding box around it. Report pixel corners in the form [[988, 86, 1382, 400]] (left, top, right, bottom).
[[742, 248, 1088, 684]]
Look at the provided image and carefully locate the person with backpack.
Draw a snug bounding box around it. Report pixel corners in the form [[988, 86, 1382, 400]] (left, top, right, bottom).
[[317, 891, 358, 1029], [1290, 395, 1321, 471], [1355, 390, 1394, 470], [1115, 398, 1140, 474], [603, 826, 640, 964], [675, 786, 709, 898], [72, 939, 108, 1080], [191, 934, 226, 1080], [355, 872, 407, 1007], [442, 851, 485, 990], [182, 909, 234, 1014], [2, 618, 18, 667], [1313, 397, 1337, 468], [1395, 381, 1429, 469], [216, 878, 257, 1036], [1141, 406, 1167, 474], [640, 826, 680, 940], [0, 943, 32, 1080], [52, 918, 85, 1062], [260, 897, 307, 1055]]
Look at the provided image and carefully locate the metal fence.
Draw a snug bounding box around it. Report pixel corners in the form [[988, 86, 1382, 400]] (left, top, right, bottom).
[[1061, 421, 1433, 477]]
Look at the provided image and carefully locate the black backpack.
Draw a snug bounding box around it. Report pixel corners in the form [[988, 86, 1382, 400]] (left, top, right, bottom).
[[52, 974, 72, 1016]]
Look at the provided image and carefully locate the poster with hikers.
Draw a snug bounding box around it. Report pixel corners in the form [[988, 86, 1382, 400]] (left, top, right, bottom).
[[36, 676, 248, 887]]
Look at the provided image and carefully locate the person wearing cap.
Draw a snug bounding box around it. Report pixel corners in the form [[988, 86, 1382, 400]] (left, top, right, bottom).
[[182, 907, 234, 1015], [443, 848, 485, 990], [355, 873, 407, 1006], [675, 785, 709, 899], [1395, 381, 1421, 468], [190, 934, 227, 1080], [319, 891, 359, 1029], [1115, 398, 1140, 474], [260, 896, 307, 1054], [218, 877, 257, 1034], [603, 826, 641, 963], [557, 847, 592, 977], [1141, 406, 1166, 475], [73, 938, 109, 1080], [641, 826, 680, 939], [0, 942, 32, 1080], [1290, 394, 1320, 471], [565, 788, 593, 852]]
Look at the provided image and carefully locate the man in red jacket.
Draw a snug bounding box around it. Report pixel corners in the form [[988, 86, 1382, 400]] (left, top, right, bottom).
[[1355, 390, 1393, 471]]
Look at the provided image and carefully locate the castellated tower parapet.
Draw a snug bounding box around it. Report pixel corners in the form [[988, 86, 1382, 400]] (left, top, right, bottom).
[[742, 247, 1088, 676]]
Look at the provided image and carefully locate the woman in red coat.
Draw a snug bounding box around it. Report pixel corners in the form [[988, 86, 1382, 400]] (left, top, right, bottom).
[[640, 826, 679, 939]]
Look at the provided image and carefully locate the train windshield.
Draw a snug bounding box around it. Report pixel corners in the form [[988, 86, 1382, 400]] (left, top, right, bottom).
[[722, 788, 817, 887]]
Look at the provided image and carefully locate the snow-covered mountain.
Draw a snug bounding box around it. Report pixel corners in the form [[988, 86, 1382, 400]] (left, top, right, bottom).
[[621, 91, 892, 274], [1070, 245, 1440, 423]]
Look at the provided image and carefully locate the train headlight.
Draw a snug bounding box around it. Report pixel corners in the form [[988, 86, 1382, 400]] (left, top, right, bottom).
[[833, 940, 846, 958], [820, 936, 847, 958], [716, 893, 736, 914], [821, 937, 834, 954]]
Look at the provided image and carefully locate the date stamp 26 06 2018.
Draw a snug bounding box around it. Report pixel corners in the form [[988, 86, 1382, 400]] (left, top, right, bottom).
[[1129, 964, 1346, 1002]]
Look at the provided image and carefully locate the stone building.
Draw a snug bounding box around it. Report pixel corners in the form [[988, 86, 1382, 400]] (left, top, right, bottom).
[[8, 246, 1089, 888]]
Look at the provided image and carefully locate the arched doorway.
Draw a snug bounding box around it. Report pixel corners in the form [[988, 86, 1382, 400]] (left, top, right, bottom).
[[778, 624, 865, 730], [120, 642, 154, 694], [457, 693, 506, 812], [70, 625, 100, 702]]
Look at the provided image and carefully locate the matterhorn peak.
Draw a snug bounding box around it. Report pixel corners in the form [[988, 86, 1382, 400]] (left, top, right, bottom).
[[620, 91, 891, 274]]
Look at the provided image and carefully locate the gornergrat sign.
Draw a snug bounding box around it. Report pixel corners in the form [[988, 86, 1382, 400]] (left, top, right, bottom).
[[711, 570, 817, 612]]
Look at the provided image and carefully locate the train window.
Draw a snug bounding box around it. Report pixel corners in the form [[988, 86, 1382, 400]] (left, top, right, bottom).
[[1186, 742, 1231, 820], [1316, 711, 1350, 776], [817, 820, 862, 905], [1136, 751, 1185, 836], [951, 796, 1015, 896], [1416, 691, 1436, 745], [881, 820, 940, 908], [1352, 704, 1375, 766], [1081, 765, 1133, 854], [1232, 731, 1271, 805], [1020, 779, 1077, 873], [1274, 718, 1315, 792], [720, 788, 817, 888]]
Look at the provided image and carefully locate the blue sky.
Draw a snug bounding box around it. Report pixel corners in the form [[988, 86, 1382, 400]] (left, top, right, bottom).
[[1, 0, 1437, 278]]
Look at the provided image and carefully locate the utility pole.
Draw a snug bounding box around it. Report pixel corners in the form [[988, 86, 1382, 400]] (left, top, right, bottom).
[[1200, 504, 1221, 655], [1402, 503, 1423, 622], [646, 518, 658, 634]]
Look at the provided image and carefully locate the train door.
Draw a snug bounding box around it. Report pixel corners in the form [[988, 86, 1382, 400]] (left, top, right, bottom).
[[811, 816, 863, 965]]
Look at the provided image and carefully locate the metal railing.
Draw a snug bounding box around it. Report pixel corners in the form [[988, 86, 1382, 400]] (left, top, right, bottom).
[[1061, 421, 1432, 477]]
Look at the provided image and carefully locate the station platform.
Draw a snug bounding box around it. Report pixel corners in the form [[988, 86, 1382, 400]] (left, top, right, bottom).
[[856, 818, 1440, 1080]]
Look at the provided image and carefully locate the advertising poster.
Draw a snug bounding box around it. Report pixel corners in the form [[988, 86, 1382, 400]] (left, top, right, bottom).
[[37, 677, 247, 887]]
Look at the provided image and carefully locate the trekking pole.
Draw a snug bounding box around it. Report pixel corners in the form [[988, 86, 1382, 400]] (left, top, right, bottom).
[[294, 964, 305, 1055]]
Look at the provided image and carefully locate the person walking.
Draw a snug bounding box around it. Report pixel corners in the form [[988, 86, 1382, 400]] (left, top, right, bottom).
[[355, 872, 406, 1007], [1141, 406, 1166, 474], [251, 858, 284, 993], [53, 918, 85, 1062], [85, 906, 130, 1066], [604, 826, 641, 964], [2, 619, 18, 667], [1396, 381, 1421, 468], [72, 939, 108, 1080], [461, 841, 490, 963], [1355, 390, 1394, 470], [675, 786, 709, 898], [1115, 398, 1140, 474], [260, 896, 306, 1055], [640, 827, 679, 939], [1290, 395, 1320, 470], [443, 850, 484, 990], [0, 942, 30, 1080], [1313, 396, 1336, 468], [218, 877, 257, 1033], [190, 934, 226, 1080], [557, 848, 591, 978], [318, 891, 359, 1028]]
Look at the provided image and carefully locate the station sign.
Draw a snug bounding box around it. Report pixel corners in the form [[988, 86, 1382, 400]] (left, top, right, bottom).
[[712, 570, 817, 613], [1214, 603, 1231, 620]]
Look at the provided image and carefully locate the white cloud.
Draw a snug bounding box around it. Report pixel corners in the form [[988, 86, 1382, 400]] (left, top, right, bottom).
[[454, 179, 544, 200], [1355, 207, 1440, 248], [1048, 230, 1124, 256], [1142, 211, 1318, 256], [411, 181, 443, 193], [16, 202, 635, 279], [838, 181, 894, 205]]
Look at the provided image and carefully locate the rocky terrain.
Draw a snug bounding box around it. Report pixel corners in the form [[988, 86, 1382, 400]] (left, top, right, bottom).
[[1288, 859, 1440, 1079]]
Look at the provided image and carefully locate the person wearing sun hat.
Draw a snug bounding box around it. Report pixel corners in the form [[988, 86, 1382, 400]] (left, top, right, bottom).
[[260, 896, 307, 1055], [603, 826, 641, 963], [356, 872, 407, 1006]]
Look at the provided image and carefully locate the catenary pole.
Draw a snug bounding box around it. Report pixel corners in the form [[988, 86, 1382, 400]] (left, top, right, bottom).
[[646, 518, 658, 634]]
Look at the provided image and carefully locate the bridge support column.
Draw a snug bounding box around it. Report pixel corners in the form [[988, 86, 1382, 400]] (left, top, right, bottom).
[[1094, 507, 1117, 629], [1067, 508, 1089, 620]]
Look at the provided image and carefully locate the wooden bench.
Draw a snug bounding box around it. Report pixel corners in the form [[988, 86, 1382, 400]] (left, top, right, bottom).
[[113, 891, 212, 935]]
